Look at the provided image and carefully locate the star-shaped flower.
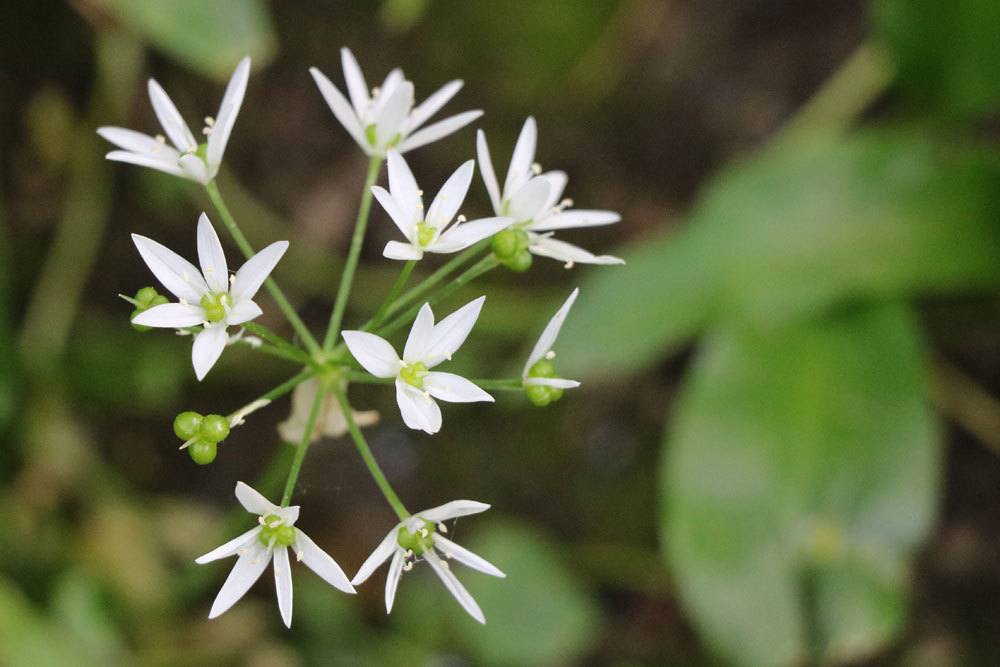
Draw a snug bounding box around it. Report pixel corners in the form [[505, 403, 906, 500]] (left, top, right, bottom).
[[195, 482, 355, 628], [310, 47, 482, 157], [342, 297, 493, 434], [130, 213, 287, 380], [373, 151, 513, 261], [98, 57, 250, 184], [477, 117, 624, 267], [523, 288, 582, 406], [351, 500, 504, 624]]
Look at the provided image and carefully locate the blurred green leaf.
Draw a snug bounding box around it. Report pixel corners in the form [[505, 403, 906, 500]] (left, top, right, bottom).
[[559, 131, 1000, 378], [51, 572, 128, 665], [90, 0, 277, 79], [662, 303, 939, 666], [0, 577, 85, 667], [873, 0, 1000, 119]]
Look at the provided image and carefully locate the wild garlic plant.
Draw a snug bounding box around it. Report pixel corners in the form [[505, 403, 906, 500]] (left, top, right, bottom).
[[100, 49, 622, 627]]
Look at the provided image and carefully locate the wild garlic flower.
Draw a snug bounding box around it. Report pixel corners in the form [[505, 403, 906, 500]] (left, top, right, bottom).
[[374, 151, 513, 261], [131, 213, 288, 380], [98, 57, 250, 184], [477, 117, 624, 268], [342, 297, 493, 434], [352, 500, 504, 624], [196, 482, 355, 628], [523, 288, 581, 406], [310, 47, 482, 156]]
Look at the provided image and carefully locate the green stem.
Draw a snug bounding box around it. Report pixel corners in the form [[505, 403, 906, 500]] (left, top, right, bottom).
[[236, 338, 316, 367], [469, 378, 524, 391], [323, 156, 384, 350], [205, 181, 322, 357], [368, 241, 488, 329], [227, 368, 315, 424], [243, 322, 313, 365], [280, 386, 326, 506], [332, 386, 409, 520], [369, 260, 416, 330], [377, 255, 500, 339]]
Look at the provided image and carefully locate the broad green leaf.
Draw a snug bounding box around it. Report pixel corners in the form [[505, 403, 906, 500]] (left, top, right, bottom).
[[90, 0, 277, 79], [559, 131, 1000, 378], [0, 578, 86, 667], [873, 0, 1000, 119], [662, 303, 939, 666]]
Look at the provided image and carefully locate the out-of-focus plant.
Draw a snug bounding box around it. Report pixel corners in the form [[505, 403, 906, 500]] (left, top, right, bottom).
[[558, 2, 1000, 665]]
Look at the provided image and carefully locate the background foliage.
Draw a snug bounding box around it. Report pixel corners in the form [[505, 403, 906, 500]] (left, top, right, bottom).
[[2, 0, 1000, 665]]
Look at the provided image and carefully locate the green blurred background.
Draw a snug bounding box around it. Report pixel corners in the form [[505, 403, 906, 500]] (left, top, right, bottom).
[[2, 1, 1000, 665]]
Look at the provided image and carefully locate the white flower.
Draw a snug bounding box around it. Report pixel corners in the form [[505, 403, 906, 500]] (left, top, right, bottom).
[[477, 117, 624, 267], [131, 213, 288, 380], [98, 57, 250, 184], [196, 482, 355, 628], [523, 287, 582, 391], [310, 47, 482, 157], [374, 151, 513, 261], [342, 297, 493, 434], [351, 500, 504, 624]]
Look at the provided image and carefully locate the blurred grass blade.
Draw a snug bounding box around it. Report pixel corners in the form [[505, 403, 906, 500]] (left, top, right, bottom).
[[662, 303, 939, 666], [89, 0, 277, 79], [558, 131, 1000, 379]]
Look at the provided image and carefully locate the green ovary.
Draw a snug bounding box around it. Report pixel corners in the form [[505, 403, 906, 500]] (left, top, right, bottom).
[[258, 515, 296, 547], [416, 221, 437, 248], [400, 361, 428, 388], [396, 520, 436, 555], [200, 292, 232, 323]]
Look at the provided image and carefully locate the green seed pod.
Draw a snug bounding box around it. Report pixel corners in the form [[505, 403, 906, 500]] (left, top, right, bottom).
[[525, 384, 552, 407], [188, 439, 217, 465], [149, 294, 169, 308], [528, 359, 556, 378], [135, 286, 159, 305], [504, 249, 533, 273], [199, 414, 231, 443], [131, 308, 152, 332], [173, 411, 203, 440], [549, 387, 564, 403], [492, 229, 520, 259]]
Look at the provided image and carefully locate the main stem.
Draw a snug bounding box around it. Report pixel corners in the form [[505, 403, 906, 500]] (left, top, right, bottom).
[[280, 386, 326, 506], [205, 181, 322, 357], [369, 259, 416, 330], [323, 156, 384, 351], [332, 387, 409, 520]]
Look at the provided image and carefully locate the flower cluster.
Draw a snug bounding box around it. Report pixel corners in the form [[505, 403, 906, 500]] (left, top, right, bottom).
[[101, 49, 621, 626]]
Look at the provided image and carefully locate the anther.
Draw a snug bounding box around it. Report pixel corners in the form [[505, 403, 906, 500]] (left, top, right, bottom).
[[545, 350, 556, 360], [438, 522, 448, 533], [564, 261, 575, 270], [531, 162, 542, 175]]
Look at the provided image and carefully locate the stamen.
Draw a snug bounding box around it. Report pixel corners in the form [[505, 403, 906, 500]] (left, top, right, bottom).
[[531, 162, 542, 175], [545, 350, 556, 360], [438, 522, 448, 533], [403, 561, 413, 572], [457, 214, 466, 223], [563, 261, 575, 270], [440, 560, 450, 570]]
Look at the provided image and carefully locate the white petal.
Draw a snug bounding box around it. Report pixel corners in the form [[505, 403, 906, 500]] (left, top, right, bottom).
[[234, 481, 279, 515], [147, 78, 197, 152], [524, 288, 579, 375], [375, 81, 414, 149], [195, 526, 262, 564], [528, 235, 625, 265], [372, 186, 415, 238], [524, 377, 580, 389], [502, 116, 536, 201], [273, 546, 294, 628], [430, 216, 512, 254], [397, 110, 482, 154], [507, 177, 551, 223], [396, 380, 442, 434], [131, 233, 209, 303], [207, 542, 271, 619], [341, 331, 401, 378], [196, 213, 229, 292], [406, 79, 463, 133], [418, 500, 491, 523], [230, 240, 289, 302], [340, 47, 370, 119], [295, 529, 355, 593], [432, 534, 505, 577], [352, 529, 400, 585], [423, 372, 494, 404], [528, 209, 621, 232], [426, 160, 474, 229], [105, 150, 187, 179], [476, 130, 502, 215], [310, 67, 368, 151], [386, 150, 422, 227], [192, 325, 229, 380], [98, 127, 181, 159], [425, 551, 485, 624], [178, 153, 211, 184], [132, 302, 205, 328], [383, 240, 423, 261], [538, 170, 568, 213], [225, 299, 263, 326], [422, 296, 485, 368], [385, 550, 405, 614], [207, 56, 250, 171], [402, 303, 435, 363]]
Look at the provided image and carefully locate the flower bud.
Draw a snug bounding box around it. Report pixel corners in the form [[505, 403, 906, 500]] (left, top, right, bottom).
[[188, 439, 217, 465], [199, 414, 230, 443], [173, 411, 204, 440]]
